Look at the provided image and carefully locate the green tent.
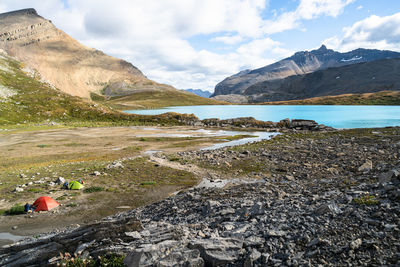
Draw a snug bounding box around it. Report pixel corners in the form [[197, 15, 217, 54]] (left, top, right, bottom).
[[69, 181, 83, 190]]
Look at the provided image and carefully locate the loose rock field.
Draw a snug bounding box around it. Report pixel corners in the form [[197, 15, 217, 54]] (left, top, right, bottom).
[[1, 127, 399, 266]]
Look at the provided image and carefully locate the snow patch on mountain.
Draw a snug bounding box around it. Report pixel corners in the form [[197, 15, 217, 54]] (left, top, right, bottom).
[[341, 56, 362, 62]]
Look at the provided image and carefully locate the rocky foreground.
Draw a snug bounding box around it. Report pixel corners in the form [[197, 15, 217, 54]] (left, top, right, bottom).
[[1, 128, 399, 266]]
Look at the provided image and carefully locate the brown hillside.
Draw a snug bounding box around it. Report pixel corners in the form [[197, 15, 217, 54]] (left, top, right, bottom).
[[260, 91, 400, 105], [0, 9, 175, 98]]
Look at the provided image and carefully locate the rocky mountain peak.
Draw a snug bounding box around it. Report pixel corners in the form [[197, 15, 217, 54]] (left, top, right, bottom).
[[293, 45, 332, 57], [309, 44, 335, 56], [0, 8, 45, 30], [317, 44, 327, 51], [0, 8, 38, 18]]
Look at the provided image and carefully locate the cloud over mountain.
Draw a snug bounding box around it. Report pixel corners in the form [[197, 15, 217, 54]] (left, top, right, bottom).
[[325, 12, 400, 52]]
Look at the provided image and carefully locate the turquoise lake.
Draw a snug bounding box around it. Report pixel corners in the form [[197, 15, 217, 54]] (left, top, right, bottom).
[[125, 105, 400, 129]]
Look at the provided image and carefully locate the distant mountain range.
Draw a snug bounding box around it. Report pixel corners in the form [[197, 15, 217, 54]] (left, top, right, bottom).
[[212, 45, 400, 103], [184, 89, 212, 98]]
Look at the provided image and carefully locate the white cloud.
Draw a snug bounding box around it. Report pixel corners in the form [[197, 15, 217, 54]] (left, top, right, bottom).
[[357, 5, 363, 10], [263, 0, 354, 34], [323, 12, 400, 52], [211, 35, 244, 45], [0, 0, 353, 92], [296, 0, 355, 19], [235, 38, 293, 69], [70, 0, 269, 39]]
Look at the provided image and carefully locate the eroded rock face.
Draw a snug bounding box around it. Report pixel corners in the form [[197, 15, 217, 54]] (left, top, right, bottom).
[[0, 9, 174, 98]]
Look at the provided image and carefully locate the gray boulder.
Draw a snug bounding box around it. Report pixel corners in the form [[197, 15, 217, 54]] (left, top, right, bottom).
[[358, 160, 372, 173], [189, 237, 243, 266], [123, 241, 204, 267], [55, 176, 66, 185], [379, 169, 400, 184]]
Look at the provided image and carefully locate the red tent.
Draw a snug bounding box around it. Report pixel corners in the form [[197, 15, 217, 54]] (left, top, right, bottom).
[[33, 196, 60, 212]]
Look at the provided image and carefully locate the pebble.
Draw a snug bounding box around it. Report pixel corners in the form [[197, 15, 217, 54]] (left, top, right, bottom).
[[350, 238, 362, 250]]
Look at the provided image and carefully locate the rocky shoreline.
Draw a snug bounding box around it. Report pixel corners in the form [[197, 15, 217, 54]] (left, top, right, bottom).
[[1, 127, 399, 266], [178, 115, 334, 132]]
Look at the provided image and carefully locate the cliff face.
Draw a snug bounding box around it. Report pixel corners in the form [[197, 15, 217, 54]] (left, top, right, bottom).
[[213, 45, 400, 99], [0, 9, 173, 98]]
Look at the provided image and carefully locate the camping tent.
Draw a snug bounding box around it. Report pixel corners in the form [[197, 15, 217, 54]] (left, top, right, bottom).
[[69, 181, 83, 190], [33, 196, 59, 212]]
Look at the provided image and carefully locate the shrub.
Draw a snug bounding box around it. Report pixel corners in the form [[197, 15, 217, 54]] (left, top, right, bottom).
[[84, 186, 104, 193], [27, 188, 42, 193], [140, 181, 156, 186], [67, 202, 77, 207], [5, 204, 25, 215], [61, 253, 124, 267], [106, 188, 118, 192], [37, 144, 51, 148], [354, 195, 379, 205]]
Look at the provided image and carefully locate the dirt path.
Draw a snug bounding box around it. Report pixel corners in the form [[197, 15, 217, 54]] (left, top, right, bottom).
[[149, 154, 214, 178], [148, 153, 260, 189]]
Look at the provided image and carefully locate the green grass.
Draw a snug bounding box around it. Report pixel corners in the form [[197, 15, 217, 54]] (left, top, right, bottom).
[[64, 143, 88, 147], [140, 181, 157, 186], [62, 253, 124, 267], [167, 155, 181, 162], [27, 188, 43, 193], [84, 186, 105, 193], [37, 144, 51, 148], [98, 89, 227, 110], [354, 195, 379, 205], [89, 92, 106, 101], [4, 204, 25, 215], [261, 91, 400, 105]]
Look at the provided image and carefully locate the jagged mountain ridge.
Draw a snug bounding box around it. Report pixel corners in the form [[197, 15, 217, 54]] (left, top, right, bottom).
[[184, 89, 212, 98], [244, 58, 400, 102], [212, 45, 400, 98], [0, 9, 176, 98]]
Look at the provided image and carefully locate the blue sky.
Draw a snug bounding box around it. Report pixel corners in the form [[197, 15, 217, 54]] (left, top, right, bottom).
[[1, 0, 400, 92]]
